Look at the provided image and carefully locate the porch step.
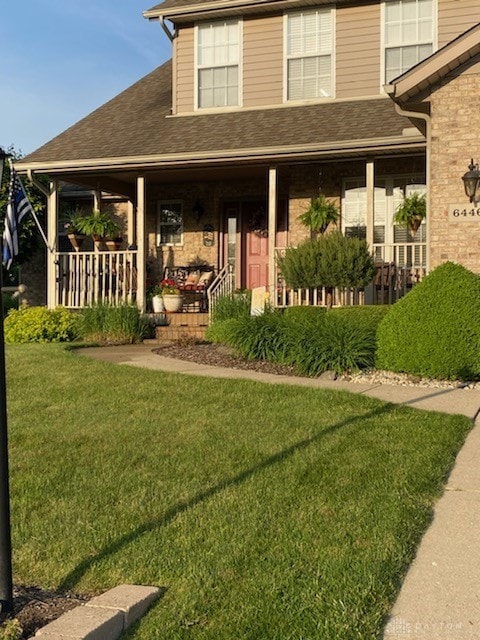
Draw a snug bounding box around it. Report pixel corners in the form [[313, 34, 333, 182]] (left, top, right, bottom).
[[146, 312, 209, 345]]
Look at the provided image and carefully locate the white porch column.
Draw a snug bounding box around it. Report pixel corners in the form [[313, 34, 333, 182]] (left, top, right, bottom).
[[366, 160, 375, 252], [268, 166, 278, 301], [127, 201, 135, 247], [136, 176, 146, 312], [93, 190, 101, 211], [365, 160, 376, 304], [46, 181, 59, 309]]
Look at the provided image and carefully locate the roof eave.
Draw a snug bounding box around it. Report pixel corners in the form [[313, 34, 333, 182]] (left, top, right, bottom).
[[386, 21, 480, 106], [17, 135, 426, 175]]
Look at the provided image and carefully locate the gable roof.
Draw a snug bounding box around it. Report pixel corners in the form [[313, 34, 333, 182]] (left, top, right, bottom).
[[19, 59, 422, 174], [386, 21, 480, 106]]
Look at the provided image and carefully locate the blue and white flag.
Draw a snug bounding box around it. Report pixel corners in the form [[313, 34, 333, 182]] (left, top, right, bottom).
[[3, 166, 34, 269]]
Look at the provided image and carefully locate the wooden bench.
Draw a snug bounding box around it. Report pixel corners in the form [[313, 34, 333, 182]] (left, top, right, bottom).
[[163, 265, 215, 312]]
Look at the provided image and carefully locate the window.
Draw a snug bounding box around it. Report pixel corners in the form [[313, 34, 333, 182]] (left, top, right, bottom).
[[157, 202, 183, 245], [342, 175, 426, 248], [197, 20, 240, 109], [286, 8, 333, 101], [384, 0, 434, 82]]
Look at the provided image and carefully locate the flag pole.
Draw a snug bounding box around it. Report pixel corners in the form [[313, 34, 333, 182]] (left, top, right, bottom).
[[0, 147, 13, 613]]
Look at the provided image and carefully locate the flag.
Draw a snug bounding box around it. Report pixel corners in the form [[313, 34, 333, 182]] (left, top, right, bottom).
[[3, 167, 34, 269]]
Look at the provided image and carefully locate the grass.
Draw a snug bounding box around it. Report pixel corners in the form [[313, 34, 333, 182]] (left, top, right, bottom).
[[5, 345, 471, 639]]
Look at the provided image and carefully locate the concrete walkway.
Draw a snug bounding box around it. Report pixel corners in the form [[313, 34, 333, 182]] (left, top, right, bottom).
[[79, 345, 480, 639]]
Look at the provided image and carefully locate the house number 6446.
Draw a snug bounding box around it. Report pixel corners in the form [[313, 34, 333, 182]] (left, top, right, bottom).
[[452, 208, 480, 217]]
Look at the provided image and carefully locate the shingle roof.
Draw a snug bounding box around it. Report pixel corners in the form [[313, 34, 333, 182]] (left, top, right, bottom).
[[20, 60, 417, 169]]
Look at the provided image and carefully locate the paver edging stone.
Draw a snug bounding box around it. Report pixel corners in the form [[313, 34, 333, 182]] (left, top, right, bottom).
[[30, 584, 161, 640]]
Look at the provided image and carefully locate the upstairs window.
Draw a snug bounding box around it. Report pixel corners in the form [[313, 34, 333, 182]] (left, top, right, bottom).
[[197, 20, 240, 109], [286, 8, 333, 101], [384, 0, 434, 82]]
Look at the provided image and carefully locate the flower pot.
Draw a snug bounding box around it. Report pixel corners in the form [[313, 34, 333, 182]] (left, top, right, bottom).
[[162, 293, 183, 313], [152, 295, 165, 313], [105, 239, 123, 252], [408, 219, 423, 238], [67, 233, 86, 252], [92, 234, 105, 250]]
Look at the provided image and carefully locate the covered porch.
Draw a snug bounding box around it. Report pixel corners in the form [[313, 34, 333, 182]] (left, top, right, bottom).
[[33, 151, 427, 314]]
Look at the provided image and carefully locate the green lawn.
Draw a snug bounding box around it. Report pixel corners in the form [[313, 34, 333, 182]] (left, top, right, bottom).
[[6, 345, 471, 639]]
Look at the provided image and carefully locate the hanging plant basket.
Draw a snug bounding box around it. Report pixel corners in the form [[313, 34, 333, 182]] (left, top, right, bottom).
[[393, 193, 426, 239], [67, 233, 86, 252]]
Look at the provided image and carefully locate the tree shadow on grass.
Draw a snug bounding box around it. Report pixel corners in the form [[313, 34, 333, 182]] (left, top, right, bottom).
[[58, 400, 398, 592]]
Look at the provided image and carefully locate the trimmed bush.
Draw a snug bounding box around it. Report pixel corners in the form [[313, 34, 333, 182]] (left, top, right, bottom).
[[77, 302, 149, 345], [329, 305, 390, 335], [376, 262, 480, 380], [4, 306, 78, 344], [277, 232, 376, 292]]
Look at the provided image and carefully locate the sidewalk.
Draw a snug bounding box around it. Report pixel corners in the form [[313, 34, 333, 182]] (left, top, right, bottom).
[[80, 344, 480, 639], [80, 344, 480, 419]]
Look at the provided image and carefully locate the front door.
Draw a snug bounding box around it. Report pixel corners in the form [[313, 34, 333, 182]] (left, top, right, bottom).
[[242, 201, 269, 290]]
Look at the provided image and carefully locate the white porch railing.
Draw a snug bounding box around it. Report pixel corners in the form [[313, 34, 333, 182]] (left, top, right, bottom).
[[207, 264, 235, 321], [55, 250, 138, 308]]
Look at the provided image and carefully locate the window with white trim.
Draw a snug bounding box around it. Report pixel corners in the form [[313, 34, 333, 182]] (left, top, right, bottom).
[[197, 20, 240, 109], [157, 202, 183, 246], [342, 175, 426, 247], [384, 0, 434, 82], [286, 8, 333, 101]]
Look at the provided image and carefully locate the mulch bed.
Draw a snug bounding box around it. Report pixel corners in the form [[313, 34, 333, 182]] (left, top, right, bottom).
[[5, 585, 88, 639], [154, 342, 300, 377]]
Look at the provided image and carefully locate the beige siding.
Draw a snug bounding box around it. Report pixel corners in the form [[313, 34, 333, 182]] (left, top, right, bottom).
[[438, 0, 480, 47], [243, 15, 283, 107], [336, 3, 381, 99], [176, 25, 195, 114]]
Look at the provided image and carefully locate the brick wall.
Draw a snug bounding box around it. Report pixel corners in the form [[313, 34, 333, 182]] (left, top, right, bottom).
[[429, 68, 480, 272], [19, 247, 47, 306]]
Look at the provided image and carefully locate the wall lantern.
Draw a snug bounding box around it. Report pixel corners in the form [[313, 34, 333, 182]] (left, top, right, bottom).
[[462, 159, 480, 204], [193, 199, 204, 223]]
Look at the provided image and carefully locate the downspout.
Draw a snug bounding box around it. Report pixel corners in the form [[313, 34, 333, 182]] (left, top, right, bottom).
[[388, 99, 432, 274], [159, 16, 175, 42]]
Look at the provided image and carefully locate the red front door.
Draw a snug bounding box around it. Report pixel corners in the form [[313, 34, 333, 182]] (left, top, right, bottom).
[[242, 201, 269, 289]]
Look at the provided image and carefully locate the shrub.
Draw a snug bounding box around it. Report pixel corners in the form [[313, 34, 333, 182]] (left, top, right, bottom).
[[211, 293, 251, 323], [277, 232, 376, 307], [205, 318, 244, 346], [4, 306, 78, 344], [286, 312, 376, 376], [223, 311, 290, 362], [329, 305, 390, 335], [77, 302, 149, 345], [283, 306, 327, 325], [207, 305, 377, 375], [376, 262, 480, 380]]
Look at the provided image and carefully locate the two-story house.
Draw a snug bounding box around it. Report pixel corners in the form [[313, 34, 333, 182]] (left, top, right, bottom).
[[17, 0, 480, 311]]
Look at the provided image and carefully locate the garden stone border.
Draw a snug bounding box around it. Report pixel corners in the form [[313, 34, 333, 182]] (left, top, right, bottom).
[[30, 584, 161, 639]]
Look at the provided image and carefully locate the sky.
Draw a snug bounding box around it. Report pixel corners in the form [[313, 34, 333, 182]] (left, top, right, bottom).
[[1, 0, 172, 156]]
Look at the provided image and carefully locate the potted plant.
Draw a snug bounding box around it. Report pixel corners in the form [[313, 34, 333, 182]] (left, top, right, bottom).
[[161, 278, 183, 313], [63, 208, 87, 252], [393, 192, 426, 239], [103, 218, 124, 251], [74, 209, 121, 248], [298, 194, 339, 237], [148, 284, 165, 313]]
